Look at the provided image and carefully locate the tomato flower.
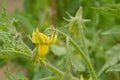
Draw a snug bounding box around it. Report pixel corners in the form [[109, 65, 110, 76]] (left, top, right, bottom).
[[32, 28, 57, 60]]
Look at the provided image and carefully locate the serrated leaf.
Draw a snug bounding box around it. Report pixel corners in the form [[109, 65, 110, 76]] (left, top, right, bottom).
[[106, 64, 120, 72], [93, 4, 120, 18], [97, 44, 120, 77]]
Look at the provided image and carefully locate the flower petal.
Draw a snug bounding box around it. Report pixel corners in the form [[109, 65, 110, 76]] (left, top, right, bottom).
[[49, 32, 57, 44], [38, 44, 49, 58], [32, 28, 49, 44]]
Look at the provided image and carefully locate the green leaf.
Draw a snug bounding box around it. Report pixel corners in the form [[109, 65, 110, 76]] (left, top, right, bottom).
[[14, 12, 35, 34], [71, 55, 85, 72], [93, 4, 120, 18], [102, 28, 120, 35], [0, 7, 10, 31], [50, 44, 66, 56], [97, 44, 120, 77], [106, 64, 120, 72], [0, 8, 31, 60], [5, 69, 28, 80]]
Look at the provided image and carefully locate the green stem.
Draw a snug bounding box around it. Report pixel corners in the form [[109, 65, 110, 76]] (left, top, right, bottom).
[[41, 60, 79, 80], [0, 50, 31, 58], [50, 28, 97, 80], [65, 37, 72, 80], [21, 41, 32, 52], [66, 37, 70, 73], [79, 21, 89, 57], [70, 38, 96, 80], [39, 76, 58, 80], [42, 60, 63, 77], [1, 49, 79, 79]]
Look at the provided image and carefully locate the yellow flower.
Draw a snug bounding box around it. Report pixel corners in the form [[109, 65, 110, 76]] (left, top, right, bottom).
[[32, 28, 57, 60], [69, 23, 77, 36], [38, 44, 48, 58], [64, 7, 89, 38], [32, 28, 49, 44], [49, 31, 57, 44]]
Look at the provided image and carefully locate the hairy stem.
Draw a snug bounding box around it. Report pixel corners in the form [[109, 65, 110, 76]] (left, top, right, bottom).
[[49, 28, 97, 80], [42, 60, 63, 77]]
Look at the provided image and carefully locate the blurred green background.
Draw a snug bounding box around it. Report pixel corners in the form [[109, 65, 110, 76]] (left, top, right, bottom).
[[0, 0, 120, 80]]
